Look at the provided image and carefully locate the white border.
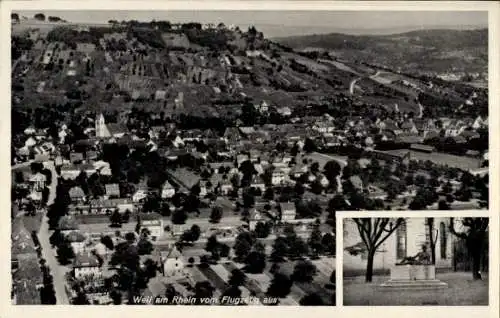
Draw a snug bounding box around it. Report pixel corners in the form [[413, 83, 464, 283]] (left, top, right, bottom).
[[1, 2, 499, 318]]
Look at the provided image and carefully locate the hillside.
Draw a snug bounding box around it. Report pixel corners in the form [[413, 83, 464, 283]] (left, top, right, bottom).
[[275, 29, 488, 79]]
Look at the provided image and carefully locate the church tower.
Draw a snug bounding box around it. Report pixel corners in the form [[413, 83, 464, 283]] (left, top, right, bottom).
[[95, 113, 110, 138]]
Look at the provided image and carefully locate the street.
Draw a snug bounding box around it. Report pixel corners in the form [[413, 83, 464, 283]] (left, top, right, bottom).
[[37, 161, 70, 304]]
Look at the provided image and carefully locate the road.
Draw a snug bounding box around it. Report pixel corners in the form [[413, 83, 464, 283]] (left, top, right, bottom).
[[37, 161, 71, 305]]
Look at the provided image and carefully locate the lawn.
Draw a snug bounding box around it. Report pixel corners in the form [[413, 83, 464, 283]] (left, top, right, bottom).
[[343, 271, 488, 306]]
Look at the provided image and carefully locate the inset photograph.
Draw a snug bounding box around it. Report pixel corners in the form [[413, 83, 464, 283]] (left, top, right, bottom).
[[342, 217, 489, 306]]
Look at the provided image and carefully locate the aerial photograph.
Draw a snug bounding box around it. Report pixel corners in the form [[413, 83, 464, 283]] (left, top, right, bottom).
[[10, 9, 487, 305], [343, 217, 489, 306]]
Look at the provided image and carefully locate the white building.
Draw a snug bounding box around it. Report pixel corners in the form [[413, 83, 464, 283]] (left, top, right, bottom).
[[139, 213, 164, 241], [161, 245, 185, 277], [73, 253, 102, 280], [271, 170, 286, 185], [161, 181, 176, 199]]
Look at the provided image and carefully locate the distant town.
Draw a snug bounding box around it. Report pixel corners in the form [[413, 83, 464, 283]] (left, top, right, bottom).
[[11, 12, 487, 305]]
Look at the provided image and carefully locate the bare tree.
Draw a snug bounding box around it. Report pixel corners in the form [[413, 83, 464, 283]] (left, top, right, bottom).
[[426, 218, 439, 265], [352, 218, 405, 282], [448, 217, 489, 280]]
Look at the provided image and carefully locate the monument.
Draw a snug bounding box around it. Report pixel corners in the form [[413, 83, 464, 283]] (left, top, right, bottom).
[[379, 244, 448, 290]]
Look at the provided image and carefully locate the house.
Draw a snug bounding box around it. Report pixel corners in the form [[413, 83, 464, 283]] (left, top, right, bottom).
[[410, 144, 435, 153], [218, 179, 233, 195], [280, 202, 296, 221], [58, 216, 79, 234], [133, 189, 148, 203], [161, 181, 176, 199], [24, 136, 37, 148], [138, 213, 164, 241], [160, 245, 185, 277], [349, 175, 364, 192], [105, 183, 120, 198], [401, 120, 418, 134], [249, 209, 265, 231], [73, 252, 102, 280], [250, 176, 266, 193], [343, 218, 457, 271], [29, 173, 46, 192], [66, 231, 89, 254], [199, 181, 208, 197], [369, 150, 411, 165], [69, 186, 86, 203], [313, 121, 335, 134], [94, 161, 112, 176], [61, 164, 97, 180], [271, 169, 286, 185], [155, 90, 167, 101]]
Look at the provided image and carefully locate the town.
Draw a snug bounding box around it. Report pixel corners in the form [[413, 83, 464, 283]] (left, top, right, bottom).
[[11, 12, 488, 305]]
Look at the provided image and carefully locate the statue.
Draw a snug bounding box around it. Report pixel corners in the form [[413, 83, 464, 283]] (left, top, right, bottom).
[[397, 244, 431, 265]]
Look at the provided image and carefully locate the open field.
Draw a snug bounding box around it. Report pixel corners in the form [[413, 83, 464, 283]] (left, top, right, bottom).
[[343, 271, 488, 306]]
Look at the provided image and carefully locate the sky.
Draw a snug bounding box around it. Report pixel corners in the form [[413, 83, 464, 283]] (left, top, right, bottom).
[[16, 10, 488, 37]]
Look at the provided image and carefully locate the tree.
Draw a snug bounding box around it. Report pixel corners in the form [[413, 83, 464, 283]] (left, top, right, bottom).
[[288, 236, 309, 259], [303, 138, 317, 153], [228, 268, 246, 287], [205, 234, 219, 253], [34, 13, 46, 21], [56, 240, 75, 265], [160, 201, 171, 216], [242, 191, 255, 208], [438, 200, 450, 210], [323, 160, 342, 185], [299, 293, 325, 306], [110, 210, 122, 227], [308, 228, 323, 255], [72, 291, 90, 305], [194, 281, 215, 304], [101, 235, 114, 250], [270, 236, 288, 262], [49, 230, 64, 248], [233, 232, 254, 261], [171, 210, 187, 224], [137, 237, 153, 255], [425, 218, 439, 265], [209, 206, 223, 223], [190, 224, 201, 242], [110, 289, 122, 305], [292, 260, 317, 282], [322, 233, 335, 255], [266, 273, 292, 298], [449, 218, 489, 280], [245, 250, 266, 273], [263, 187, 274, 200], [352, 218, 405, 282], [255, 222, 271, 238]]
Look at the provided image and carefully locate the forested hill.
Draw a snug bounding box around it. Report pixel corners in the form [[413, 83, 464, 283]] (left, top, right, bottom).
[[274, 28, 488, 51]]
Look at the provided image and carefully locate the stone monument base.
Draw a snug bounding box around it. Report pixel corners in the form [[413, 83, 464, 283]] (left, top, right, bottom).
[[378, 265, 448, 291]]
